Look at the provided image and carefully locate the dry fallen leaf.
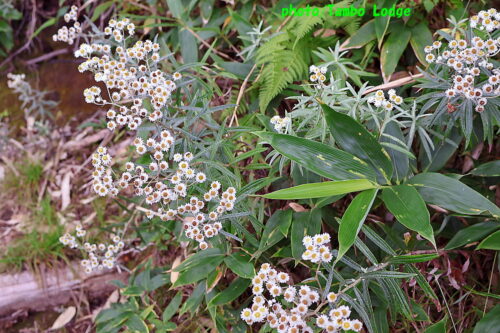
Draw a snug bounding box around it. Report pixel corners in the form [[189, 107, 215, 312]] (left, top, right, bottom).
[[289, 202, 308, 212], [61, 172, 72, 210], [170, 256, 182, 284], [51, 306, 76, 330]]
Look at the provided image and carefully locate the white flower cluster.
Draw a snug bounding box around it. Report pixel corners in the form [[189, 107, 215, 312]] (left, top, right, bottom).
[[240, 264, 364, 332], [241, 263, 315, 332], [59, 224, 124, 273], [423, 12, 500, 113], [444, 74, 499, 112], [6, 73, 28, 91], [66, 19, 182, 132], [270, 115, 291, 133], [316, 304, 363, 332], [52, 5, 82, 45], [104, 18, 136, 42], [367, 89, 402, 111], [91, 132, 237, 250], [425, 37, 499, 70], [470, 8, 500, 32], [302, 234, 333, 263], [309, 65, 327, 86]]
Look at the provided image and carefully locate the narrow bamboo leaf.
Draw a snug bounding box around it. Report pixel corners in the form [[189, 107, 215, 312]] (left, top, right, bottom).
[[254, 131, 377, 181], [389, 254, 439, 264], [445, 222, 500, 250], [291, 212, 307, 261], [174, 248, 224, 272], [259, 209, 293, 250], [125, 314, 149, 333], [337, 189, 378, 260], [408, 173, 500, 218], [179, 283, 205, 315], [172, 256, 224, 287], [208, 278, 251, 306], [363, 271, 416, 279], [470, 160, 500, 177], [263, 179, 378, 200], [410, 21, 433, 66], [382, 185, 435, 247], [473, 305, 500, 333], [162, 292, 183, 322], [380, 23, 411, 81], [341, 19, 376, 49], [321, 104, 393, 184], [374, 0, 396, 49], [476, 230, 500, 250], [224, 252, 255, 279], [424, 317, 447, 333], [381, 121, 409, 182]]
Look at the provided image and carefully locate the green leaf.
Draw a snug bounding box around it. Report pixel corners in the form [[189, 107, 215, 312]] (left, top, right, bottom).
[[179, 283, 205, 315], [322, 104, 393, 184], [263, 179, 378, 200], [174, 248, 224, 272], [424, 317, 447, 333], [380, 23, 411, 81], [91, 1, 115, 22], [125, 314, 149, 333], [32, 17, 57, 39], [381, 121, 410, 182], [179, 27, 198, 64], [408, 173, 500, 218], [224, 252, 255, 279], [445, 222, 500, 250], [291, 212, 307, 261], [257, 209, 293, 253], [470, 160, 500, 177], [173, 260, 221, 287], [477, 230, 500, 250], [337, 189, 378, 260], [208, 278, 251, 306], [166, 0, 184, 19], [342, 19, 376, 49], [374, 0, 396, 49], [410, 21, 433, 66], [363, 271, 416, 279], [162, 292, 183, 322], [382, 185, 435, 247], [254, 131, 377, 181], [389, 254, 439, 264], [473, 304, 500, 333]]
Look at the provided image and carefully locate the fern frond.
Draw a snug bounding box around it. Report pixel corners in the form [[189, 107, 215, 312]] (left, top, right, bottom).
[[288, 15, 323, 48], [256, 33, 289, 64], [344, 17, 361, 36], [258, 50, 307, 111]]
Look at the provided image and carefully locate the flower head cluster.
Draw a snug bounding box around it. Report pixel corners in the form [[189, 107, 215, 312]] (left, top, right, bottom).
[[270, 115, 291, 133], [444, 74, 498, 112], [316, 304, 363, 332], [309, 65, 328, 86], [91, 132, 237, 250], [423, 9, 499, 112], [470, 8, 500, 32], [66, 18, 182, 132], [241, 263, 316, 332], [59, 224, 124, 273], [367, 89, 403, 111], [302, 234, 333, 263], [52, 5, 82, 45], [104, 18, 136, 42]]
